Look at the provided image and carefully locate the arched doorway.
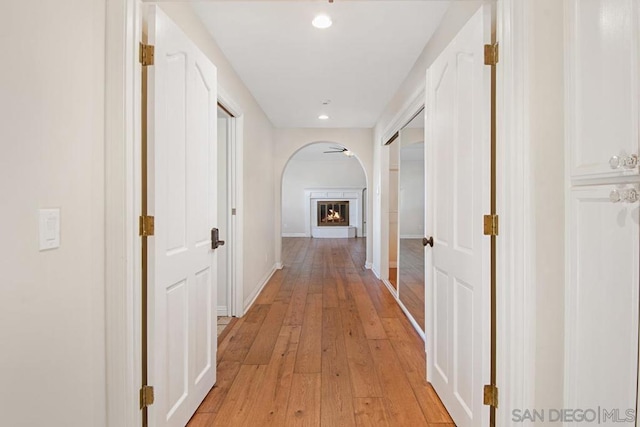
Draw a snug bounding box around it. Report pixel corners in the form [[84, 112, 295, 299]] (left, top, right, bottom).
[[280, 142, 368, 266]]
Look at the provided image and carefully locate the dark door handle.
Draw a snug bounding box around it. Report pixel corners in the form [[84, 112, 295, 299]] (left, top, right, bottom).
[[423, 236, 433, 247], [211, 228, 225, 250]]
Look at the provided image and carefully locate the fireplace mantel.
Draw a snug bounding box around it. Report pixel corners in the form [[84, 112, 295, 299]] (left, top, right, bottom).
[[303, 187, 363, 238]]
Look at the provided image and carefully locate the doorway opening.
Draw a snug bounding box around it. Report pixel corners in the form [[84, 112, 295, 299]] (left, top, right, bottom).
[[217, 102, 240, 320], [280, 142, 367, 263]]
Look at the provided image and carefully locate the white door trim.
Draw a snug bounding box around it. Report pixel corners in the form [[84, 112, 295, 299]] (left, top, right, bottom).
[[217, 85, 245, 317], [495, 0, 536, 424], [105, 0, 142, 426]]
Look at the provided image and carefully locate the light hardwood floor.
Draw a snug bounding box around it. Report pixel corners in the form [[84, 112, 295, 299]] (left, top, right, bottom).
[[187, 237, 453, 426]]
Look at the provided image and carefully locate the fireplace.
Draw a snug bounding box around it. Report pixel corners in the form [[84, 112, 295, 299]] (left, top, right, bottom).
[[317, 201, 349, 227]]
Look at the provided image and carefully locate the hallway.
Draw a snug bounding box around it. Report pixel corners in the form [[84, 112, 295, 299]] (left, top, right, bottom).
[[187, 238, 453, 426]]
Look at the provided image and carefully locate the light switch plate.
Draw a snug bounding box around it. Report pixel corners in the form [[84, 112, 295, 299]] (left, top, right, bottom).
[[39, 208, 60, 251]]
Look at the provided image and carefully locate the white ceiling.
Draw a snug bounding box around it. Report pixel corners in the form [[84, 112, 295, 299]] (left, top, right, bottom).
[[192, 1, 450, 128]]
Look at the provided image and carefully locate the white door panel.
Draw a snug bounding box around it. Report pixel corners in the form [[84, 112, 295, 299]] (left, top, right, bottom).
[[566, 186, 639, 420], [147, 5, 217, 426], [566, 0, 639, 180], [425, 6, 491, 427]]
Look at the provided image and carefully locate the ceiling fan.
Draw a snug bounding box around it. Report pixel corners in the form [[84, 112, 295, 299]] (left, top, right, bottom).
[[323, 147, 348, 154]]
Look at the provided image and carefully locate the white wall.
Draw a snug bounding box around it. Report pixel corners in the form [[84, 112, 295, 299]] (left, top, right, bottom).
[[0, 1, 107, 426], [373, 1, 484, 279], [530, 0, 565, 418], [282, 158, 366, 236], [274, 128, 374, 267], [159, 4, 277, 308]]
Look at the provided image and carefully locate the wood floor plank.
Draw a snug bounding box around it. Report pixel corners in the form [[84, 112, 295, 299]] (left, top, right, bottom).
[[216, 316, 245, 363], [283, 273, 310, 326], [321, 307, 356, 427], [340, 300, 383, 398], [209, 364, 268, 426], [195, 359, 241, 414], [249, 325, 301, 426], [353, 398, 391, 427], [243, 301, 288, 364], [361, 274, 405, 319], [368, 339, 429, 426], [384, 319, 452, 424], [220, 303, 270, 362], [346, 273, 388, 340], [275, 269, 297, 304], [284, 373, 322, 426], [256, 269, 285, 304], [322, 276, 340, 308], [186, 412, 215, 427], [294, 293, 323, 373]]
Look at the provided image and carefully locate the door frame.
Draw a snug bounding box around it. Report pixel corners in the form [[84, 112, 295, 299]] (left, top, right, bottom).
[[105, 1, 244, 425], [495, 0, 537, 424], [217, 86, 245, 318], [105, 0, 535, 426]]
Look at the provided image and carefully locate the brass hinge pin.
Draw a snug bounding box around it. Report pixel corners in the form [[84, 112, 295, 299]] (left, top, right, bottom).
[[483, 384, 499, 408], [139, 43, 155, 66], [140, 385, 155, 409], [484, 43, 499, 66], [139, 215, 155, 237], [483, 214, 499, 236]]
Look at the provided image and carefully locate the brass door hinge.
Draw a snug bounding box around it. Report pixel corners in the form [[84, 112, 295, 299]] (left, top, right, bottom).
[[483, 214, 499, 236], [484, 384, 499, 407], [140, 385, 155, 409], [484, 43, 499, 66], [139, 215, 155, 237], [139, 43, 155, 66]]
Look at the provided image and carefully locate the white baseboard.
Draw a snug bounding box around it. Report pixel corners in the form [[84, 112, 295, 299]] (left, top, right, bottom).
[[389, 261, 397, 268], [243, 264, 278, 312], [217, 306, 229, 317], [372, 266, 381, 279], [382, 279, 397, 296], [365, 261, 373, 270], [395, 298, 425, 340], [275, 262, 283, 270], [281, 232, 308, 237]]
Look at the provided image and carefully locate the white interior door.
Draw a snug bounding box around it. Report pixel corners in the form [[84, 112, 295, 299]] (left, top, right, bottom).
[[425, 6, 491, 427], [146, 5, 218, 426]]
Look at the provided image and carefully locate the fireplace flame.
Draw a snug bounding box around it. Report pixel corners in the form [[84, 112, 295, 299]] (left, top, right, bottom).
[[326, 209, 341, 221]]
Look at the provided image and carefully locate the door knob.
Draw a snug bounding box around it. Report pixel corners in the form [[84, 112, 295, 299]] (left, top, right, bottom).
[[610, 154, 638, 170], [211, 228, 225, 250], [610, 188, 639, 203], [423, 236, 434, 247]]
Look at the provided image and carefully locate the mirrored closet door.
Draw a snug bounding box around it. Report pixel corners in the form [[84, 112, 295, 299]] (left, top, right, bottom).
[[397, 110, 425, 331]]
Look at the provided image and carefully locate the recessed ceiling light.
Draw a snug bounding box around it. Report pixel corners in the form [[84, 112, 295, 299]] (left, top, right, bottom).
[[312, 15, 332, 29], [318, 114, 329, 120]]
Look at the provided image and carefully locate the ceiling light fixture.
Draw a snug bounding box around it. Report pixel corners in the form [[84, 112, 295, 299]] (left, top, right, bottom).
[[318, 114, 329, 120], [312, 15, 332, 29]]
